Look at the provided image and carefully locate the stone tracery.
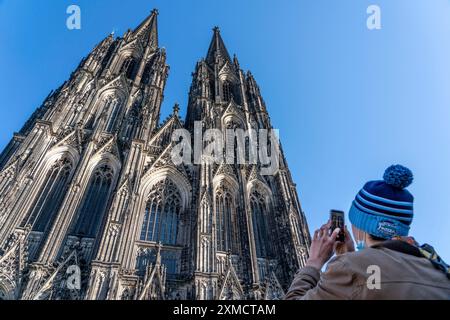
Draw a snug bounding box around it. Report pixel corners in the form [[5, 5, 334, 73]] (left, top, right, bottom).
[[0, 10, 310, 300]]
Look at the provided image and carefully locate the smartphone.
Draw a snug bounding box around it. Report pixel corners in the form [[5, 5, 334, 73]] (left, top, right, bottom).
[[330, 210, 345, 242]]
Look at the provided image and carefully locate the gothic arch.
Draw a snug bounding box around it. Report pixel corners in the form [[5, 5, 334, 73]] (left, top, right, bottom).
[[20, 156, 74, 232], [120, 56, 138, 80], [92, 90, 126, 132], [140, 166, 192, 212], [139, 178, 182, 245], [213, 172, 238, 191], [218, 70, 240, 105], [247, 180, 274, 260], [118, 41, 144, 60], [42, 145, 80, 174], [92, 82, 127, 113], [71, 165, 115, 238], [114, 46, 142, 77], [246, 179, 273, 201], [17, 146, 79, 232], [0, 147, 78, 244], [137, 167, 192, 246], [1, 144, 78, 199], [87, 150, 122, 176], [212, 177, 239, 253], [70, 154, 120, 238], [218, 64, 239, 84], [96, 77, 129, 100]]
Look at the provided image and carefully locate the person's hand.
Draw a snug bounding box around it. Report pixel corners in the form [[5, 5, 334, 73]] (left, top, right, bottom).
[[305, 221, 340, 271], [335, 225, 355, 255]]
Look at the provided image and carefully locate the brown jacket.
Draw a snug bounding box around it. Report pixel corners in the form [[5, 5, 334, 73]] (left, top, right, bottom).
[[285, 241, 450, 300]]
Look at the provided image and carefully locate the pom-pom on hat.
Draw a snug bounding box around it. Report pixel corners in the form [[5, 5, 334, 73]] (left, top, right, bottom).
[[349, 165, 414, 239]]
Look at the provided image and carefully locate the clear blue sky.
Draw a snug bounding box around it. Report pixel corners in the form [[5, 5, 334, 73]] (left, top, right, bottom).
[[0, 0, 449, 261]]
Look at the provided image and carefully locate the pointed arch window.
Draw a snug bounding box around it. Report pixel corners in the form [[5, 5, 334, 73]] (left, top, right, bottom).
[[141, 53, 158, 85], [105, 97, 121, 133], [140, 179, 181, 245], [21, 157, 73, 233], [222, 80, 232, 102], [215, 186, 236, 252], [99, 42, 117, 74], [142, 62, 152, 85], [72, 165, 114, 238], [120, 56, 137, 80], [122, 107, 139, 140], [250, 190, 271, 258]]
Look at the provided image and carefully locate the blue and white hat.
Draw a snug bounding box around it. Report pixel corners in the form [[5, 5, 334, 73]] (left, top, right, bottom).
[[349, 165, 414, 239]]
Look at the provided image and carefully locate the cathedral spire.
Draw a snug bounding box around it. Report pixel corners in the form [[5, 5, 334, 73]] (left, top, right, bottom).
[[206, 26, 232, 66], [133, 8, 159, 48], [173, 103, 180, 116]]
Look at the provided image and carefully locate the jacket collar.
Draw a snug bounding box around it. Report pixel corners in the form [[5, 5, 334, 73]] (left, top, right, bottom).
[[371, 239, 422, 258], [372, 239, 450, 279]]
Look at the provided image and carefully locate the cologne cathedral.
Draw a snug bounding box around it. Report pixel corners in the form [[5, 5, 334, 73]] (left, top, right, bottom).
[[0, 10, 310, 300]]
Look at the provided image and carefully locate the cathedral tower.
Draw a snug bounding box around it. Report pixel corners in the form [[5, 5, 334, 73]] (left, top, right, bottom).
[[187, 27, 311, 300], [0, 10, 310, 300]]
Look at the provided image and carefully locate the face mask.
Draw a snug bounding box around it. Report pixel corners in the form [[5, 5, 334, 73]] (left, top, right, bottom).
[[356, 229, 366, 251], [356, 240, 366, 251]]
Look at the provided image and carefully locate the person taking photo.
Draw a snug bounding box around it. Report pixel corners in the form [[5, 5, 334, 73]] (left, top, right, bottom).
[[285, 165, 450, 300]]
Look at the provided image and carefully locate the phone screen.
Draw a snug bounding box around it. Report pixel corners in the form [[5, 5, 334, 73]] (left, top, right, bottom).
[[330, 210, 345, 242]]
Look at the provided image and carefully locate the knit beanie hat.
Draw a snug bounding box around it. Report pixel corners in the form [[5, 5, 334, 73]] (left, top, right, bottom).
[[349, 165, 414, 239]]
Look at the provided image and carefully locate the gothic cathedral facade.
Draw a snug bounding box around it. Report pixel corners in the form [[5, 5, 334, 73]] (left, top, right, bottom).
[[0, 10, 310, 300]]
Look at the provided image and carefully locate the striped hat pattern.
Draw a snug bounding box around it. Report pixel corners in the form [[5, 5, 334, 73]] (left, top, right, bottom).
[[349, 165, 414, 239]]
